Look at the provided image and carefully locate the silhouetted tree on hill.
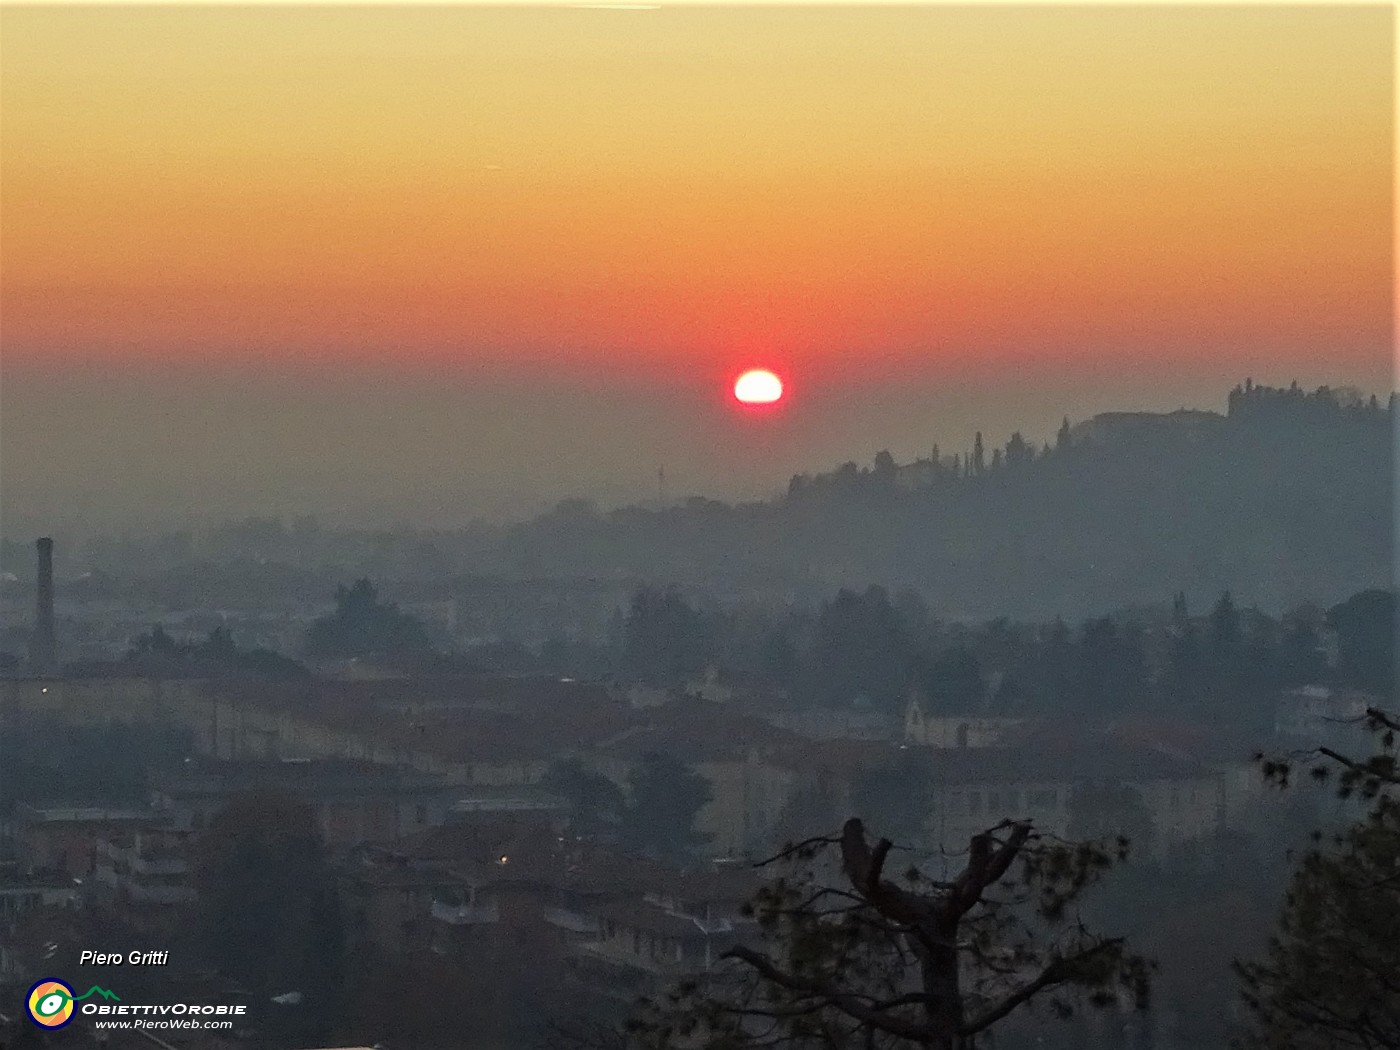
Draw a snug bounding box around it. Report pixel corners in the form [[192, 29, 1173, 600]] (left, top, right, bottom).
[[1005, 431, 1033, 469], [1056, 416, 1072, 450]]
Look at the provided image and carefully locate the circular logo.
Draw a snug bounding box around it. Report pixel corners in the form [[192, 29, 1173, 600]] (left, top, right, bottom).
[[27, 979, 75, 1028]]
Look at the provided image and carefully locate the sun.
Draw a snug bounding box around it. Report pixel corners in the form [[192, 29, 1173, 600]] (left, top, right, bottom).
[[734, 369, 784, 405]]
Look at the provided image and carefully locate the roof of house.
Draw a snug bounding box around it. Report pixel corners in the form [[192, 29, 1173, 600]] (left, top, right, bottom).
[[15, 803, 155, 824], [590, 900, 741, 940], [208, 674, 644, 764], [386, 825, 761, 907], [393, 819, 561, 868], [774, 731, 1217, 785], [382, 707, 632, 762], [153, 757, 451, 800], [341, 862, 468, 892], [1091, 717, 1265, 766], [596, 699, 802, 763], [770, 738, 905, 777], [211, 674, 621, 719]]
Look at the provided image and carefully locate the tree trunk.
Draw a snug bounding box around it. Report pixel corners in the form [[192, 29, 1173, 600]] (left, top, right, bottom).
[[914, 928, 963, 1050]]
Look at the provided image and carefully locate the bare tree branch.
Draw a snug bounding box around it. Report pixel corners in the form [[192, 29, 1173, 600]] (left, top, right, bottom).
[[721, 945, 936, 1042], [961, 938, 1123, 1036]]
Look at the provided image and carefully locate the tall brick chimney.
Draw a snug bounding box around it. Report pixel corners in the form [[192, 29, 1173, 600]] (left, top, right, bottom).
[[29, 536, 57, 674]]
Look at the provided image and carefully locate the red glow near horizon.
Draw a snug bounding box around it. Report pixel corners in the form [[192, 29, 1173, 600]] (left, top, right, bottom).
[[734, 369, 785, 406]]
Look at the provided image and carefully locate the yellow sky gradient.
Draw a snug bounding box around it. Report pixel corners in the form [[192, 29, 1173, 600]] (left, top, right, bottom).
[[1, 5, 1393, 380]]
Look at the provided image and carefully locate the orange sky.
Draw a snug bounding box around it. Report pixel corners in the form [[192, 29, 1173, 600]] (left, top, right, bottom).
[[0, 4, 1393, 529], [2, 5, 1393, 379]]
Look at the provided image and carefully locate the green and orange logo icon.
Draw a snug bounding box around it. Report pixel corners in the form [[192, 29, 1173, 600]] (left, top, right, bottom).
[[27, 979, 76, 1028], [26, 979, 121, 1028]]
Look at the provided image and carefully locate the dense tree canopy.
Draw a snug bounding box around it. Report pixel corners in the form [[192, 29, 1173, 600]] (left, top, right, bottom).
[[1066, 784, 1156, 860], [600, 584, 1390, 733], [810, 586, 915, 710], [1237, 798, 1400, 1049], [620, 750, 713, 862], [1328, 589, 1397, 698], [126, 625, 309, 679], [304, 578, 432, 658], [850, 751, 938, 846], [1241, 707, 1400, 1048], [621, 585, 721, 685], [195, 791, 344, 1039], [544, 757, 625, 839], [0, 717, 192, 806]]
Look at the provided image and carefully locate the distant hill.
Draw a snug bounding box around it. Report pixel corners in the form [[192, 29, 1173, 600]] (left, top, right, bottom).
[[4, 382, 1390, 625], [493, 382, 1395, 619]]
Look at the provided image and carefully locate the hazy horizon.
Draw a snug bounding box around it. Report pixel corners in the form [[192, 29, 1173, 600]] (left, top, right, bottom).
[[1, 363, 1395, 539]]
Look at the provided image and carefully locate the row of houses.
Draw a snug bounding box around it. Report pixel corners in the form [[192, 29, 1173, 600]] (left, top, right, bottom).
[[4, 670, 1369, 1038], [0, 771, 762, 1015], [2, 670, 1288, 867], [337, 806, 761, 1010]]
